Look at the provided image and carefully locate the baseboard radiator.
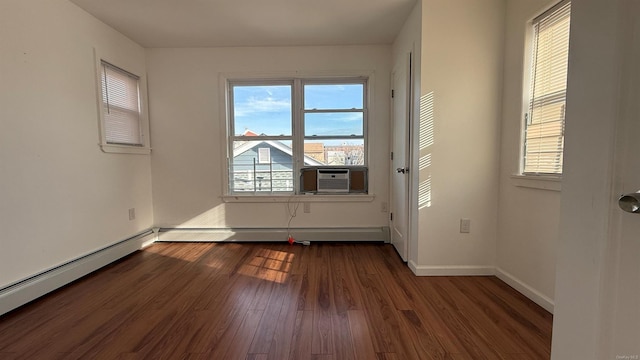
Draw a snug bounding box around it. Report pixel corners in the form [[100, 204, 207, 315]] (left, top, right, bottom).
[[157, 227, 390, 243], [0, 229, 156, 316]]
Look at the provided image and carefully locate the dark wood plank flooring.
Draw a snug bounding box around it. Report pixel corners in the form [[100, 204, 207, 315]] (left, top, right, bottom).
[[0, 242, 553, 359]]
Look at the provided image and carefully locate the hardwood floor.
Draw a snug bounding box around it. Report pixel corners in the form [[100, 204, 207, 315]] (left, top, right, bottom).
[[0, 242, 553, 359]]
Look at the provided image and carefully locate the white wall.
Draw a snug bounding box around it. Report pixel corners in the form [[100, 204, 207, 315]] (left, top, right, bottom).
[[414, 0, 504, 274], [552, 0, 634, 358], [392, 1, 422, 264], [495, 0, 559, 311], [147, 46, 391, 230], [0, 0, 153, 289]]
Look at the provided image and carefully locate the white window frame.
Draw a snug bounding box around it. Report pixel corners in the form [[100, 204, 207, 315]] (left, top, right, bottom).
[[520, 0, 571, 178], [95, 52, 150, 155], [223, 75, 369, 197], [302, 79, 368, 167]]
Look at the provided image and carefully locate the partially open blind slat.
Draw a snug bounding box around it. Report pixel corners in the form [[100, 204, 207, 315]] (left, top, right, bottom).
[[524, 1, 571, 175], [101, 61, 142, 146]]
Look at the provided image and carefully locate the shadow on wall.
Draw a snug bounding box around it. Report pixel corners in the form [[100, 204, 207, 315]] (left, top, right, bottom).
[[419, 92, 435, 210]]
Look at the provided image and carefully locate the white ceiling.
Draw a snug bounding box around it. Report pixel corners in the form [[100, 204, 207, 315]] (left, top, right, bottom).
[[70, 0, 417, 48]]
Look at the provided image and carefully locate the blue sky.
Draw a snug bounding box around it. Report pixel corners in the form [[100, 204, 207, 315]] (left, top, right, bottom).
[[232, 84, 364, 137]]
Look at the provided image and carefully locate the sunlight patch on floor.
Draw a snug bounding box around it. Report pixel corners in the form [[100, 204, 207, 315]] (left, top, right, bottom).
[[237, 248, 294, 284]]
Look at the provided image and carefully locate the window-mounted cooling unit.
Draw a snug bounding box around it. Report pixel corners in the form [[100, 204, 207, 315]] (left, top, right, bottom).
[[317, 169, 350, 193]]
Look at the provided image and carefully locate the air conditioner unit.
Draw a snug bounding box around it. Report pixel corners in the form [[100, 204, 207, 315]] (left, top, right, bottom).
[[317, 169, 350, 193]]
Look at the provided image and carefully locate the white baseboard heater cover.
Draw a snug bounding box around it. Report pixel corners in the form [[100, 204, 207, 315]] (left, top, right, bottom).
[[0, 229, 155, 316], [157, 227, 390, 243]]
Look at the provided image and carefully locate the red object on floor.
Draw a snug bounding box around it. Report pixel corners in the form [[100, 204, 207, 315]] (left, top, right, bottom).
[[288, 236, 295, 245]]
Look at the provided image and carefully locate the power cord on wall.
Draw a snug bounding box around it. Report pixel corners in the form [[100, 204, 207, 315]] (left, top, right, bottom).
[[286, 196, 310, 246]]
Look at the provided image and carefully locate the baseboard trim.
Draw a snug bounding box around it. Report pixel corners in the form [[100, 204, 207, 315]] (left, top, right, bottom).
[[408, 261, 496, 276], [0, 229, 155, 316], [495, 267, 555, 313], [157, 227, 390, 243], [408, 262, 554, 313]]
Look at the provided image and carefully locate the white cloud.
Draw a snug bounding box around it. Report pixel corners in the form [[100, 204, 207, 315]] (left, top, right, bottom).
[[341, 112, 363, 122], [234, 96, 291, 117]]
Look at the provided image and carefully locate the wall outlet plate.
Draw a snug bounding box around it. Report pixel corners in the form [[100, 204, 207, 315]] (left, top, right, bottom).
[[460, 218, 470, 233]]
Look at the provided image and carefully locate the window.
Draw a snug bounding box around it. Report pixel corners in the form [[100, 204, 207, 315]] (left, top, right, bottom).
[[227, 78, 367, 194], [522, 1, 571, 175], [303, 82, 366, 166], [99, 60, 146, 152]]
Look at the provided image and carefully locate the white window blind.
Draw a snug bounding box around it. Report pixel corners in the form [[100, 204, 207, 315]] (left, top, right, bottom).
[[101, 61, 142, 146], [523, 1, 571, 175]]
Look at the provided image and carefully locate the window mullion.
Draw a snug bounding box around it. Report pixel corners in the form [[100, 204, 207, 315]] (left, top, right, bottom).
[[293, 78, 304, 194], [304, 136, 365, 140], [231, 135, 292, 142], [304, 109, 364, 113]]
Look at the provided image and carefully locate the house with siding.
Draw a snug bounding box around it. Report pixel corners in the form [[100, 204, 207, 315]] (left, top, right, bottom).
[[232, 139, 323, 192]]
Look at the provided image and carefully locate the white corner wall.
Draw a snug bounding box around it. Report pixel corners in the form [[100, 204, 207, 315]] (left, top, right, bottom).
[[0, 0, 153, 289], [414, 0, 504, 274], [147, 46, 391, 231], [496, 0, 559, 312]]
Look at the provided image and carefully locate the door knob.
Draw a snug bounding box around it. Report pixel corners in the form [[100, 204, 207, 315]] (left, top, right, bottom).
[[396, 167, 409, 174], [619, 192, 640, 213]]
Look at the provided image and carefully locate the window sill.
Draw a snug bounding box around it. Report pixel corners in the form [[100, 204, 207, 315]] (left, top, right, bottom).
[[100, 143, 151, 155], [222, 194, 375, 203], [510, 174, 561, 192]]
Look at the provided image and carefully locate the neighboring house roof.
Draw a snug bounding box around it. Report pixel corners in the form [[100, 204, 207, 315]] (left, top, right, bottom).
[[233, 139, 324, 166], [304, 143, 324, 152], [304, 142, 325, 162], [242, 129, 259, 136]]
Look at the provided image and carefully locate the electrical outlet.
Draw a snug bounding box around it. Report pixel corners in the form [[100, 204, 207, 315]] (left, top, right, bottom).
[[129, 208, 136, 221], [460, 218, 470, 233], [381, 202, 388, 213], [303, 202, 311, 213]]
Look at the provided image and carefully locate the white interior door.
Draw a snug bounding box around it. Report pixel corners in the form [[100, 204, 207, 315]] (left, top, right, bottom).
[[390, 53, 411, 261], [606, 1, 640, 353]]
